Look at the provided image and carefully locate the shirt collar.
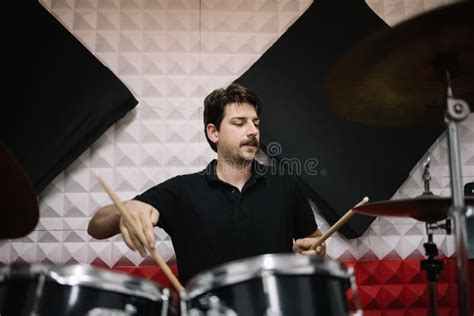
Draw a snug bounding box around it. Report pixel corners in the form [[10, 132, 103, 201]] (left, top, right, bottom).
[[204, 159, 267, 184]]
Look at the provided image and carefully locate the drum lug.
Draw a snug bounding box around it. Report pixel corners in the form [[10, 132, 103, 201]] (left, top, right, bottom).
[[30, 269, 47, 316], [206, 295, 237, 316], [347, 266, 363, 316], [161, 288, 170, 316], [124, 304, 137, 315], [261, 270, 283, 316], [190, 294, 237, 316], [86, 304, 137, 316], [179, 290, 191, 316]]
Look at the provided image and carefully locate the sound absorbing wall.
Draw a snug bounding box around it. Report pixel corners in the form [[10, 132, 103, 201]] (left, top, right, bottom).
[[2, 1, 138, 194], [237, 0, 445, 238]]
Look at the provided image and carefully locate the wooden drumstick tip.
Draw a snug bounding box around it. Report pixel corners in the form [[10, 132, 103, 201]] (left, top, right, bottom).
[[311, 196, 370, 250]]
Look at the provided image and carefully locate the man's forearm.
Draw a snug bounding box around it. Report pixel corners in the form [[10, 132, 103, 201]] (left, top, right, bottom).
[[87, 204, 121, 239]]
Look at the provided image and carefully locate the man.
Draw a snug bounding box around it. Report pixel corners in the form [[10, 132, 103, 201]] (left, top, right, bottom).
[[88, 83, 325, 284]]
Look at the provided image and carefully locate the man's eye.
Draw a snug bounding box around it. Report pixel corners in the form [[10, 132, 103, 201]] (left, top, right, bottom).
[[234, 122, 243, 126]]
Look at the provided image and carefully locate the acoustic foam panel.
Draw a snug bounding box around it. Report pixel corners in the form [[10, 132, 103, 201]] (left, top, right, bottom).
[[2, 1, 138, 194], [236, 0, 445, 238]]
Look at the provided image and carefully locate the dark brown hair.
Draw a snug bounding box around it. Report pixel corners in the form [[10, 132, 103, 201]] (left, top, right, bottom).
[[203, 83, 262, 152]]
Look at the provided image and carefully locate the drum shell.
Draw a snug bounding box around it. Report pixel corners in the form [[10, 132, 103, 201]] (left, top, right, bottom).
[[191, 273, 349, 315], [0, 264, 177, 316], [186, 254, 351, 316]]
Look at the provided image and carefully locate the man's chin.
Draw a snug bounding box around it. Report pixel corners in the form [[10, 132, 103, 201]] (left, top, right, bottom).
[[240, 150, 257, 162]]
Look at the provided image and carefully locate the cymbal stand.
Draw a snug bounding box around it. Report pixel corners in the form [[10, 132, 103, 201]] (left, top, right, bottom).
[[444, 71, 471, 316], [421, 221, 451, 316]]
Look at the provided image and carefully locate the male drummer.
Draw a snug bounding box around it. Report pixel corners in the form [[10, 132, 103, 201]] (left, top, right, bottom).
[[88, 83, 326, 284]]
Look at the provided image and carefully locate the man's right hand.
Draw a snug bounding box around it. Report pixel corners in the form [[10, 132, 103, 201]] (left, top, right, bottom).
[[118, 200, 159, 257]]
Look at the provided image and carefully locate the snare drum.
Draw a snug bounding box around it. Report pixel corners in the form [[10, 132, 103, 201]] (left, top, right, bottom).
[[0, 263, 176, 316], [184, 254, 361, 316]]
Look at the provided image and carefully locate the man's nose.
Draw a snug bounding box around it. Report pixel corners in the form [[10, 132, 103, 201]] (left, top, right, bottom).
[[247, 122, 258, 136]]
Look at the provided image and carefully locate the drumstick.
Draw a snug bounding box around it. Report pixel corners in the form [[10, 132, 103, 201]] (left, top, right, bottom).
[[311, 196, 369, 250], [98, 177, 184, 293]]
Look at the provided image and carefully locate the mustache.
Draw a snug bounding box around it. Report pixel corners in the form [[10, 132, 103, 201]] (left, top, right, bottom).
[[240, 137, 259, 147]]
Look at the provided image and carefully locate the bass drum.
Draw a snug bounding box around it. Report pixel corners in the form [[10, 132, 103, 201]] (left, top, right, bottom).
[[0, 263, 177, 316], [185, 254, 361, 316]]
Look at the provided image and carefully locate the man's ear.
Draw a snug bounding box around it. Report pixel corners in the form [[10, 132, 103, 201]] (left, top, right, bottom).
[[206, 123, 219, 145]]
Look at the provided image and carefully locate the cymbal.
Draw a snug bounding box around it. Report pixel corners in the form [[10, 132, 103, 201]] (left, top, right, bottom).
[[325, 1, 474, 126], [352, 195, 474, 222], [0, 144, 39, 239]]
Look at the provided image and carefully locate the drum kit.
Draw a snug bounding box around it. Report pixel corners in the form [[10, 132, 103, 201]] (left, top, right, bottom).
[[1, 1, 473, 315]]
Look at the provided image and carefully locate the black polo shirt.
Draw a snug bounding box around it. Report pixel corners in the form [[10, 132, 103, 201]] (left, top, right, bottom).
[[134, 159, 317, 284]]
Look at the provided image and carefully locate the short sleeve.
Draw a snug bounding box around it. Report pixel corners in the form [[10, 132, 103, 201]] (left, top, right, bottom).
[[133, 175, 181, 235], [290, 176, 318, 239]]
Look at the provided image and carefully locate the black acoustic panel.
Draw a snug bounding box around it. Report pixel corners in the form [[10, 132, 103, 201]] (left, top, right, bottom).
[[2, 2, 137, 194], [237, 0, 445, 238]]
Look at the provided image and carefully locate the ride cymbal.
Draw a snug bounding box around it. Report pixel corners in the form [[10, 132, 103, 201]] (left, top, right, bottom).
[[325, 1, 474, 126]]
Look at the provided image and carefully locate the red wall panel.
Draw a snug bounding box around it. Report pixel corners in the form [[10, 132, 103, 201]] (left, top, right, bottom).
[[109, 258, 474, 314]]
